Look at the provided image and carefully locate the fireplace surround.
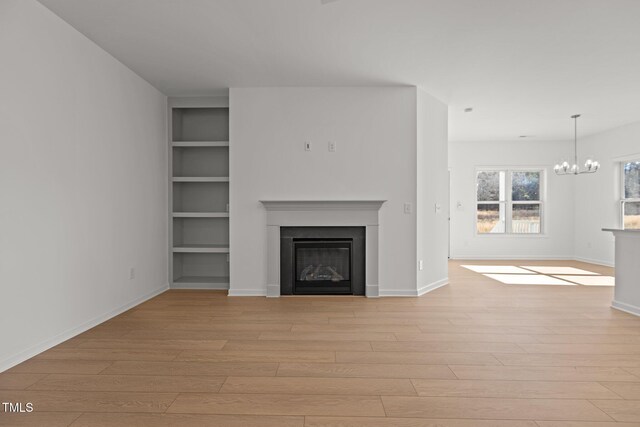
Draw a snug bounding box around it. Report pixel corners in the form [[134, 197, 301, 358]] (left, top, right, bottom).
[[260, 200, 386, 297]]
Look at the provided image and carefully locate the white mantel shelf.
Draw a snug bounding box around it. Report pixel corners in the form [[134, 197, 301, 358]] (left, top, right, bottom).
[[603, 228, 640, 317], [603, 228, 640, 235], [255, 199, 386, 298], [260, 200, 386, 211]]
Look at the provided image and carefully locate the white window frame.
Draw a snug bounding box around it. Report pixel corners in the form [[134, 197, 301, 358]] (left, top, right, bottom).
[[620, 160, 640, 229], [475, 168, 545, 236]]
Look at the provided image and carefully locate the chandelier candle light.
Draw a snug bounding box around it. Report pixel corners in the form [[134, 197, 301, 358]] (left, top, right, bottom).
[[554, 114, 599, 175]]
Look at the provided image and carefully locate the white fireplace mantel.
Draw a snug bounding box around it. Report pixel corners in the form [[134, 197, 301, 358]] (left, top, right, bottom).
[[260, 200, 386, 297]]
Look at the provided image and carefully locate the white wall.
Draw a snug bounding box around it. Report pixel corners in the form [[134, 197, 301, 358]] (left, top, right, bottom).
[[449, 140, 576, 260], [229, 87, 428, 296], [0, 0, 168, 371], [574, 121, 640, 266], [417, 90, 449, 293]]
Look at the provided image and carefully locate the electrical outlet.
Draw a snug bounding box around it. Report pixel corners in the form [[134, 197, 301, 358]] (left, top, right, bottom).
[[328, 141, 336, 152], [129, 268, 135, 280], [418, 260, 424, 271], [305, 141, 312, 151], [403, 203, 412, 214]]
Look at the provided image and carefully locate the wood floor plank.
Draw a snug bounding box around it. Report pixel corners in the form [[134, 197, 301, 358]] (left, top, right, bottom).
[[336, 351, 501, 365], [410, 379, 620, 399], [519, 343, 640, 354], [0, 373, 46, 390], [533, 334, 640, 344], [277, 363, 456, 379], [600, 382, 640, 399], [290, 324, 421, 333], [494, 353, 640, 367], [222, 339, 372, 352], [381, 396, 612, 421], [536, 422, 640, 427], [304, 417, 539, 427], [75, 338, 227, 351], [0, 390, 177, 413], [28, 374, 226, 393], [102, 361, 278, 377], [450, 365, 640, 382], [591, 400, 640, 422], [370, 341, 525, 353], [6, 360, 112, 375], [122, 330, 261, 341], [220, 376, 416, 396], [259, 332, 397, 341], [35, 348, 180, 361], [165, 322, 294, 331], [0, 412, 81, 426], [166, 393, 386, 416], [69, 413, 304, 427], [394, 333, 539, 343], [175, 350, 335, 363]]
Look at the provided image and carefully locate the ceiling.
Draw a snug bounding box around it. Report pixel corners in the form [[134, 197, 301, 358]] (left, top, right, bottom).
[[38, 0, 640, 141]]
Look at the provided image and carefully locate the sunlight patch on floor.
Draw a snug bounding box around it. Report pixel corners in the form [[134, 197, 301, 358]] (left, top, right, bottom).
[[520, 266, 599, 275], [462, 264, 614, 287], [461, 265, 532, 274], [554, 275, 615, 286], [484, 274, 576, 286]]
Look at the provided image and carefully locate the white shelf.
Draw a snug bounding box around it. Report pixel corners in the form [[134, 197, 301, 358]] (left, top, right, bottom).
[[172, 276, 230, 290], [174, 276, 229, 284], [173, 244, 229, 253], [172, 177, 229, 182], [172, 141, 229, 147], [172, 212, 229, 218], [170, 102, 230, 290]]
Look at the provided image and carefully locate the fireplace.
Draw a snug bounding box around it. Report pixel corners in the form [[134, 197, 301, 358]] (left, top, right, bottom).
[[281, 227, 365, 295]]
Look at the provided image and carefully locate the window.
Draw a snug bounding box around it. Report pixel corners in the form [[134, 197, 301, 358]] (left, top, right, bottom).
[[477, 169, 543, 234], [621, 161, 640, 230]]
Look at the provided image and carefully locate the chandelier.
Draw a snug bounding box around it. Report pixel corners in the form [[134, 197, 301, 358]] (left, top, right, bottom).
[[554, 114, 599, 175]]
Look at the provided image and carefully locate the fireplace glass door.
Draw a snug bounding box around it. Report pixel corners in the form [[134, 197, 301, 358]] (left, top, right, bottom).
[[293, 240, 352, 294]]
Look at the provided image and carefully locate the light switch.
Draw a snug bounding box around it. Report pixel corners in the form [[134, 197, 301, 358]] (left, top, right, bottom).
[[418, 260, 424, 271], [404, 203, 412, 214], [305, 142, 312, 151], [328, 141, 336, 152]]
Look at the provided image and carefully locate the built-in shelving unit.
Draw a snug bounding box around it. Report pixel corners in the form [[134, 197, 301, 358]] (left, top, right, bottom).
[[169, 98, 230, 290]]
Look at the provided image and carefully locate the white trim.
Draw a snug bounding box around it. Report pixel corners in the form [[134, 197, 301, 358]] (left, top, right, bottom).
[[366, 284, 379, 298], [0, 284, 169, 373], [612, 300, 640, 317], [417, 277, 449, 296], [573, 256, 615, 267], [450, 255, 573, 261], [171, 282, 230, 290], [228, 289, 268, 297], [379, 278, 448, 297], [260, 200, 386, 211], [266, 284, 280, 298]]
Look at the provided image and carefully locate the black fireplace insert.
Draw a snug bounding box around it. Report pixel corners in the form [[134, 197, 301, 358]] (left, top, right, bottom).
[[280, 227, 365, 295], [294, 239, 352, 294]]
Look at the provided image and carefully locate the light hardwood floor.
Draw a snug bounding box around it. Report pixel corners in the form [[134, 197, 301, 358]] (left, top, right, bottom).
[[2, 260, 640, 426]]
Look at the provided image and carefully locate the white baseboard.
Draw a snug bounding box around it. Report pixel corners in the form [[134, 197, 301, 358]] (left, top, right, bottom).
[[0, 284, 169, 373], [574, 257, 615, 267], [366, 284, 379, 298], [379, 278, 448, 297], [266, 284, 280, 298], [451, 255, 573, 261], [228, 289, 268, 297], [171, 283, 230, 290], [451, 255, 615, 268], [612, 300, 640, 317], [417, 277, 449, 296]]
